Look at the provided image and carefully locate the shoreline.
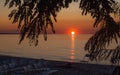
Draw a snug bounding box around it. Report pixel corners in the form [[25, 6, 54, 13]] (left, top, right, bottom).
[[0, 55, 119, 75]]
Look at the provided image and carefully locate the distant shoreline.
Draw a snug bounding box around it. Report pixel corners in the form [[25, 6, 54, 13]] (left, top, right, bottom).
[[0, 33, 18, 34], [0, 33, 94, 35]]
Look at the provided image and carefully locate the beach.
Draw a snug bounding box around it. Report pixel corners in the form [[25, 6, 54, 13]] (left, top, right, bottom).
[[0, 34, 119, 75], [0, 0, 120, 75], [0, 55, 118, 75]]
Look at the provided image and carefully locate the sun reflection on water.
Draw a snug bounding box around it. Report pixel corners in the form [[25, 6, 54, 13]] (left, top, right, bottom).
[[70, 33, 76, 62]]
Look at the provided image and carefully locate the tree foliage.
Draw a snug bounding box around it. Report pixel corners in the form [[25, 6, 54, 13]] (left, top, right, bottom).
[[81, 0, 120, 64], [4, 0, 120, 64], [5, 0, 78, 45]]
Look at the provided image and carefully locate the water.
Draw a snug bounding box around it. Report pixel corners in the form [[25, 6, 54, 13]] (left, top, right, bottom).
[[0, 34, 119, 64]]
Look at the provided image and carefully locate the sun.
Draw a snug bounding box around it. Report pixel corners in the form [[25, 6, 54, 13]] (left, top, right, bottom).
[[71, 31, 75, 35]]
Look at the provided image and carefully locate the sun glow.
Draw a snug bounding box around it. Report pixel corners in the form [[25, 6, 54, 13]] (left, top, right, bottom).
[[71, 31, 75, 35]]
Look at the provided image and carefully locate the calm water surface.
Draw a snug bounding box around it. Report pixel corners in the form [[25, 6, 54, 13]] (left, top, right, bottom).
[[0, 34, 119, 64]]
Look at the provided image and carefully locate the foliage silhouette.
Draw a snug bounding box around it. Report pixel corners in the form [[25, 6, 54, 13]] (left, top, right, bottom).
[[4, 0, 120, 64], [5, 0, 78, 46]]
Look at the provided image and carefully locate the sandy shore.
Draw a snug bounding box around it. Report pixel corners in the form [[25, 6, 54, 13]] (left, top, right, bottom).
[[0, 55, 118, 75]]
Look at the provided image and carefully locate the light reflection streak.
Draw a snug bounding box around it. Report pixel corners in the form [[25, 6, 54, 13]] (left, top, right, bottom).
[[70, 34, 75, 62]]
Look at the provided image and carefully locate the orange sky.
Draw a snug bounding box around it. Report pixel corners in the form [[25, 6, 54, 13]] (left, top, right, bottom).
[[0, 0, 99, 34]]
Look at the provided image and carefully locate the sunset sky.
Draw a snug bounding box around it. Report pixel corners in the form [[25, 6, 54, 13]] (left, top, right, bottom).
[[0, 0, 119, 34]]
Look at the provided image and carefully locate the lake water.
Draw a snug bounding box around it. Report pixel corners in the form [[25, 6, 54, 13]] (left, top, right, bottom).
[[0, 34, 119, 64]]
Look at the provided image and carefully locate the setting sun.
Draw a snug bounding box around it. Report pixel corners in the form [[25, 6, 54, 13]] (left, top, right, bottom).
[[71, 31, 75, 35]]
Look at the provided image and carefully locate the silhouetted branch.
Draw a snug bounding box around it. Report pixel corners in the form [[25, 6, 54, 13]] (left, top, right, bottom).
[[81, 0, 120, 64], [5, 0, 78, 46], [4, 0, 120, 64], [84, 16, 120, 63], [80, 0, 115, 27]]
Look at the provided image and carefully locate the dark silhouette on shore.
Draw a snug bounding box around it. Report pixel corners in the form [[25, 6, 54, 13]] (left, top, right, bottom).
[[4, 0, 120, 65]]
